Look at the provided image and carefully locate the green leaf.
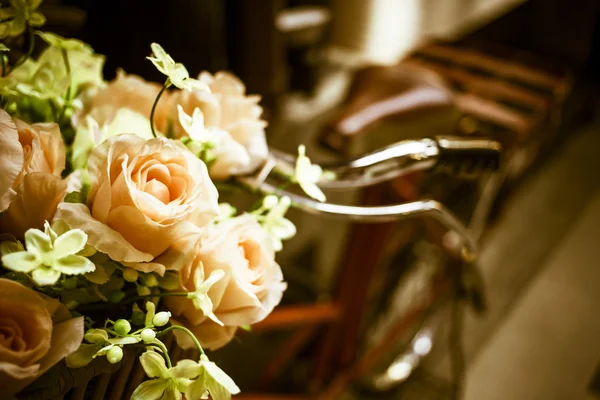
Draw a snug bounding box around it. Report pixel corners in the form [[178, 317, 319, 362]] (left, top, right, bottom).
[[85, 263, 114, 284], [64, 191, 87, 204], [51, 219, 71, 236], [139, 351, 170, 379], [1, 251, 39, 272], [84, 329, 109, 344], [109, 336, 140, 346], [65, 343, 103, 368], [53, 229, 88, 258], [104, 108, 155, 140], [31, 266, 61, 286], [131, 379, 168, 400], [0, 239, 24, 256], [158, 271, 181, 291], [52, 255, 95, 275], [71, 117, 97, 170], [0, 43, 9, 52]]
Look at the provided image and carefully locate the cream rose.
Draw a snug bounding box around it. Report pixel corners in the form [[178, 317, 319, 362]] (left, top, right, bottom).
[[164, 214, 286, 350], [0, 109, 67, 238], [56, 134, 219, 274], [73, 70, 172, 137], [0, 278, 84, 397], [172, 71, 268, 179]]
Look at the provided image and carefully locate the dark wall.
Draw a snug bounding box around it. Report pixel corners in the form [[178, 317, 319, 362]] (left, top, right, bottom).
[[64, 0, 228, 81]]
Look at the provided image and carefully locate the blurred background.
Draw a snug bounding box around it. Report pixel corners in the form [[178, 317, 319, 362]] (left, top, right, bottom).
[[38, 0, 600, 398]]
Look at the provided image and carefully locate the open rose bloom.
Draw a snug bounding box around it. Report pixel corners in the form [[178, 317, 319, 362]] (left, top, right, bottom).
[[0, 279, 83, 397], [0, 8, 302, 399]]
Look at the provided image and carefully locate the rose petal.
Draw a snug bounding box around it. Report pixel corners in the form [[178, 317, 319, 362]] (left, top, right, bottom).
[[0, 172, 67, 239], [27, 121, 66, 177]]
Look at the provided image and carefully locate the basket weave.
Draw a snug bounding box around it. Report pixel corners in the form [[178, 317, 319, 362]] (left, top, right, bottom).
[[18, 333, 199, 400]]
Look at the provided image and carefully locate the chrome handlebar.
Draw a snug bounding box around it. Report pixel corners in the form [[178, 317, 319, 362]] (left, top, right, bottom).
[[269, 138, 440, 189], [268, 137, 501, 189], [239, 136, 502, 259]]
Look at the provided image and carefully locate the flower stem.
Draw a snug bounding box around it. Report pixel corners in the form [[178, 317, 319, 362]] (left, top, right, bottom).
[[150, 339, 172, 368], [6, 25, 35, 77], [57, 49, 72, 124], [61, 48, 72, 99], [124, 292, 189, 304], [158, 325, 206, 356], [150, 80, 170, 138], [1, 54, 7, 77], [48, 100, 58, 121]]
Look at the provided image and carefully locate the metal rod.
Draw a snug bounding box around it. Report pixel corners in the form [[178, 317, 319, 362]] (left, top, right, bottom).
[[245, 179, 476, 255]]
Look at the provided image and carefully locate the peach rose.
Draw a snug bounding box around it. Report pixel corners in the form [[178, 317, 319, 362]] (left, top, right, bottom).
[[13, 119, 66, 182], [0, 110, 67, 238], [56, 134, 219, 274], [171, 71, 268, 179], [73, 70, 172, 137], [0, 278, 84, 397], [0, 109, 23, 211], [164, 214, 286, 350]]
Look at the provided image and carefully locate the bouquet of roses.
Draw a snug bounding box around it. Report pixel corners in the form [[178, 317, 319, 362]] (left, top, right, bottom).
[[0, 1, 330, 398]]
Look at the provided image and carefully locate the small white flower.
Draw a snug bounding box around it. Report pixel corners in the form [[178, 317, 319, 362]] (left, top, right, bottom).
[[253, 195, 296, 252], [293, 145, 333, 202], [177, 105, 219, 144], [131, 351, 194, 400], [0, 0, 46, 39], [212, 203, 237, 225], [187, 265, 225, 326], [147, 43, 209, 92], [185, 355, 241, 400], [1, 221, 95, 286]]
